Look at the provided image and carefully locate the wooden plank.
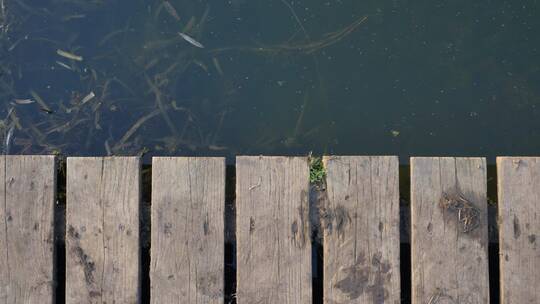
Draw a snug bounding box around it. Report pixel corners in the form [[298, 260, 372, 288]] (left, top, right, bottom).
[[323, 156, 400, 304], [236, 156, 311, 304], [497, 157, 540, 303], [66, 157, 140, 303], [150, 157, 225, 303], [411, 157, 489, 304], [0, 156, 56, 303]]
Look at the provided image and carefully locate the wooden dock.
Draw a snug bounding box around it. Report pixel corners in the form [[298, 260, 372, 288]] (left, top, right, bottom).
[[0, 155, 538, 303]]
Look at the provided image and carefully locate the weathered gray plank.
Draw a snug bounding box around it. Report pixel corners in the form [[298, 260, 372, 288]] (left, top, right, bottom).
[[236, 156, 311, 304], [323, 156, 400, 304], [66, 157, 140, 303], [497, 157, 540, 303], [150, 157, 225, 303], [411, 157, 489, 304], [0, 156, 56, 303]]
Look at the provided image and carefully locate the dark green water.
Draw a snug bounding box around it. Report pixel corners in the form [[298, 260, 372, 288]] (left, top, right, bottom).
[[1, 0, 540, 162]]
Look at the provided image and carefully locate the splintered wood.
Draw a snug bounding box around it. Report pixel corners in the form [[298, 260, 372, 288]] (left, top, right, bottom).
[[323, 156, 400, 304], [0, 156, 56, 303], [66, 157, 141, 303], [411, 157, 489, 304], [497, 157, 540, 303], [151, 157, 225, 303], [236, 156, 311, 304]]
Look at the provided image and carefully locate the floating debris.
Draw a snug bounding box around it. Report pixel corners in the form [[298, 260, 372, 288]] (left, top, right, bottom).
[[29, 90, 53, 113], [98, 27, 134, 46], [8, 35, 28, 52], [193, 60, 208, 72], [62, 14, 86, 21], [197, 5, 211, 34], [56, 61, 73, 70], [144, 58, 159, 71], [3, 126, 14, 155], [14, 99, 35, 105], [209, 15, 368, 55], [115, 107, 163, 150], [212, 57, 224, 75], [178, 32, 204, 48], [5, 108, 19, 129], [182, 16, 196, 32], [171, 100, 187, 111], [104, 140, 112, 156], [163, 1, 180, 21], [39, 108, 54, 114], [1, 0, 368, 156], [80, 91, 95, 105], [56, 49, 83, 61], [208, 145, 227, 151]]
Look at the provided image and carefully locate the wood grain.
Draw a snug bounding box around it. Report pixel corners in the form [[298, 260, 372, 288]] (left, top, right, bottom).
[[0, 156, 56, 303], [411, 157, 489, 304], [497, 157, 540, 303], [323, 156, 400, 304], [236, 156, 311, 304], [151, 157, 225, 303], [66, 157, 141, 304]]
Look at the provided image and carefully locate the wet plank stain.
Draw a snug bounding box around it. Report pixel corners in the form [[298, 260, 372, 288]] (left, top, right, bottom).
[[323, 156, 400, 304], [66, 157, 140, 303], [513, 215, 521, 239], [411, 157, 489, 304], [68, 225, 96, 288], [333, 253, 393, 304], [439, 192, 481, 233]]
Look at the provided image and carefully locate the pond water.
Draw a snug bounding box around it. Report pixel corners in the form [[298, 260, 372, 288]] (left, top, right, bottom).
[[1, 0, 539, 162]]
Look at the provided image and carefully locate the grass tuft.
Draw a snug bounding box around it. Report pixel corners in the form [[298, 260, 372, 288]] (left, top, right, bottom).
[[309, 153, 326, 184]]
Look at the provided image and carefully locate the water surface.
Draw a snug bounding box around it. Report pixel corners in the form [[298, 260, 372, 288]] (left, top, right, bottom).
[[1, 0, 539, 162]]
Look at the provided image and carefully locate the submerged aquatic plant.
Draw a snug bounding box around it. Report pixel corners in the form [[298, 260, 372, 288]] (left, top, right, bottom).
[[0, 0, 368, 156]]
